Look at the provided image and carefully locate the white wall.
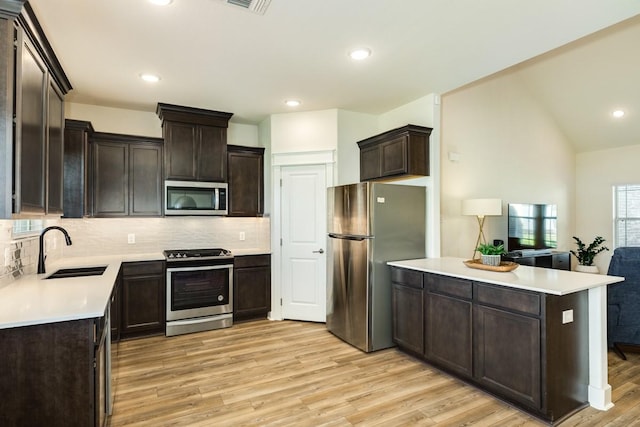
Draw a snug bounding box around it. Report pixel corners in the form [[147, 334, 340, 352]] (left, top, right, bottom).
[[66, 103, 162, 137], [576, 145, 640, 272], [65, 102, 259, 146], [336, 110, 377, 185], [378, 95, 436, 131], [440, 70, 575, 259], [270, 109, 338, 153]]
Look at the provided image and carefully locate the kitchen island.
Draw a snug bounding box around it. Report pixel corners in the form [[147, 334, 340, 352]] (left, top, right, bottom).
[[388, 257, 624, 424]]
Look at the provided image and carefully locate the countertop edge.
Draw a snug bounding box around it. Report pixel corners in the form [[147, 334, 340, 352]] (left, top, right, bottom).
[[388, 257, 625, 295]]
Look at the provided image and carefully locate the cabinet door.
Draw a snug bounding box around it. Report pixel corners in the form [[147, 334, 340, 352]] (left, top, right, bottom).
[[197, 125, 226, 182], [227, 147, 264, 217], [359, 145, 380, 181], [110, 277, 121, 342], [234, 261, 271, 322], [425, 292, 473, 377], [129, 143, 162, 216], [63, 120, 93, 218], [380, 136, 407, 177], [392, 282, 424, 355], [47, 82, 64, 214], [17, 40, 47, 214], [121, 269, 165, 338], [474, 305, 542, 410], [93, 141, 128, 216], [164, 121, 197, 180]]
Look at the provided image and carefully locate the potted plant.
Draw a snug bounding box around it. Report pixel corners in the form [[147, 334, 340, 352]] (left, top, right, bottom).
[[570, 236, 609, 273], [477, 243, 506, 266]]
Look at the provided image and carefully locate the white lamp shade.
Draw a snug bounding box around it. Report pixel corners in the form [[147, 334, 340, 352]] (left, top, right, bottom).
[[462, 198, 502, 217]]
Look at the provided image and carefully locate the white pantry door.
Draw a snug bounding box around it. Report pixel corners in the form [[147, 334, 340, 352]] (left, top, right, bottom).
[[280, 164, 327, 322]]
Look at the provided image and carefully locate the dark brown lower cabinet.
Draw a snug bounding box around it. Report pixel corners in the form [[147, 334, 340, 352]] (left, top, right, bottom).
[[424, 277, 473, 378], [0, 316, 105, 427], [391, 267, 424, 355], [233, 254, 271, 322], [474, 304, 541, 408], [391, 267, 589, 423], [119, 261, 166, 339]]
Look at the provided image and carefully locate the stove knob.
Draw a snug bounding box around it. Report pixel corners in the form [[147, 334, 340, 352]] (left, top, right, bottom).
[[218, 295, 224, 302], [168, 254, 175, 258]]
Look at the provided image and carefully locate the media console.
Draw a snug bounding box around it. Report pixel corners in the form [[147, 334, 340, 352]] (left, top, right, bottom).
[[502, 251, 570, 271]]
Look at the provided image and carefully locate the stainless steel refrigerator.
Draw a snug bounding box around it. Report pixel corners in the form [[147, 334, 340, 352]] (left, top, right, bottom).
[[326, 182, 426, 352]]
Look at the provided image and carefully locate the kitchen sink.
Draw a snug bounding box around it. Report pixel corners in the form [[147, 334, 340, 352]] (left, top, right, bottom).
[[45, 266, 107, 279]]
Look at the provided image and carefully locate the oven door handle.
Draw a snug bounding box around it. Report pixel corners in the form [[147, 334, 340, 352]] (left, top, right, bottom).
[[166, 264, 233, 273]]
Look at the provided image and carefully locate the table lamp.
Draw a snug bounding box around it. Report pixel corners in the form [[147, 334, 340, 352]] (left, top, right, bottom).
[[462, 198, 502, 259]]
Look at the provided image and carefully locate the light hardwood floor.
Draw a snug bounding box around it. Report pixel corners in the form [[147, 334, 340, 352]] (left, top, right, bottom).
[[108, 320, 640, 426]]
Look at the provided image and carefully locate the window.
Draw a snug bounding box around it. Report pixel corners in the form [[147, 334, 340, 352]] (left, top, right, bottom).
[[12, 219, 44, 238], [613, 184, 640, 247]]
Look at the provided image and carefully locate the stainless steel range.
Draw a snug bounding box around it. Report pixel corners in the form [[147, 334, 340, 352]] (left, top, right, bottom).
[[164, 248, 233, 336]]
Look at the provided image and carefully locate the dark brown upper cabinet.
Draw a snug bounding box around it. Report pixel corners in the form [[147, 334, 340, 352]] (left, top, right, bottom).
[[91, 132, 163, 217], [227, 145, 264, 217], [63, 119, 94, 218], [357, 124, 432, 182], [156, 103, 233, 182], [4, 3, 72, 217]]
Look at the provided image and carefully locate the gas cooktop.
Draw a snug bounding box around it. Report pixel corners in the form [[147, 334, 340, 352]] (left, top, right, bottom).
[[164, 248, 233, 260]]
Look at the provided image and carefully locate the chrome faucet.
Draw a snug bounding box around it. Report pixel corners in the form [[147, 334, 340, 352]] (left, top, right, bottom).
[[37, 226, 73, 274]]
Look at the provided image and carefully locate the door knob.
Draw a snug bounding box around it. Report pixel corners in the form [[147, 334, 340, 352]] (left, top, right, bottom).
[[313, 248, 325, 254]]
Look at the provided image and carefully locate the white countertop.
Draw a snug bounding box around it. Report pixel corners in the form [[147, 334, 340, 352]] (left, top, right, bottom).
[[0, 252, 164, 330], [388, 257, 625, 295]]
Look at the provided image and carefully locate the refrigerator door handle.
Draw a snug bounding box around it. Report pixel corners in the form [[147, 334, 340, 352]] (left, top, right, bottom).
[[328, 233, 373, 241]]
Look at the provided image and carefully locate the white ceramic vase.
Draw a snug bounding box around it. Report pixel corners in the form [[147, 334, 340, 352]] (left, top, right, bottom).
[[575, 264, 599, 274], [481, 254, 502, 266]]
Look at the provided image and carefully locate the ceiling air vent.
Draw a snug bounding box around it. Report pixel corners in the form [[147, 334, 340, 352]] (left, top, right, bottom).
[[226, 0, 272, 15]]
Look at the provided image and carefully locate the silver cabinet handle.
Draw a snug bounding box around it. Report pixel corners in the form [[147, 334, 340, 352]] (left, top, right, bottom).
[[313, 249, 325, 254]]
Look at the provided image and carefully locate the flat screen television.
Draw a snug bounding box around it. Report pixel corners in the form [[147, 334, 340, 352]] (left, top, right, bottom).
[[507, 203, 558, 252]]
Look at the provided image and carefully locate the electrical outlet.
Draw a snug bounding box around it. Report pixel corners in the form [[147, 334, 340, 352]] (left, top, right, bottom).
[[562, 309, 574, 324], [128, 233, 136, 244], [239, 232, 246, 241]]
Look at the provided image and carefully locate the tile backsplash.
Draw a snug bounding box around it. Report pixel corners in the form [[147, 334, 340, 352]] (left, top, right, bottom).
[[0, 217, 270, 287]]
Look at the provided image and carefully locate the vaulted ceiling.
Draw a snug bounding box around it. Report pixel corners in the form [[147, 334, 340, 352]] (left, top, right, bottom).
[[28, 0, 640, 152]]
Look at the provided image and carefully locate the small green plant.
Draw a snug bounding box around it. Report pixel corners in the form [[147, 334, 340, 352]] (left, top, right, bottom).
[[570, 236, 609, 266], [476, 243, 506, 255]]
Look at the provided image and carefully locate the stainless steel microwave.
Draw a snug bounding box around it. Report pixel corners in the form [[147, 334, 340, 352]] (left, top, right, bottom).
[[164, 181, 227, 216]]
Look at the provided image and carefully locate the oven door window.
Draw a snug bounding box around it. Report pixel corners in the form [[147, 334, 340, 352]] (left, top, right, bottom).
[[169, 267, 230, 311]]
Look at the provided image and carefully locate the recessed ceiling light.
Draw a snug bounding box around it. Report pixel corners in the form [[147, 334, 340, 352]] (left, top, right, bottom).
[[140, 73, 161, 83], [149, 0, 173, 5], [285, 99, 301, 107], [349, 48, 371, 61], [612, 110, 625, 118]]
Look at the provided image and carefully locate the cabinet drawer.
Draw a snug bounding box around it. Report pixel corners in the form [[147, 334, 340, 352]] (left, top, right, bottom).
[[426, 274, 472, 299], [234, 254, 270, 269], [122, 261, 165, 276], [391, 267, 423, 289], [475, 283, 541, 316]]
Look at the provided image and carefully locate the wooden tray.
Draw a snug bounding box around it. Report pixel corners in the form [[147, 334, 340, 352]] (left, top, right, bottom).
[[463, 259, 519, 272]]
